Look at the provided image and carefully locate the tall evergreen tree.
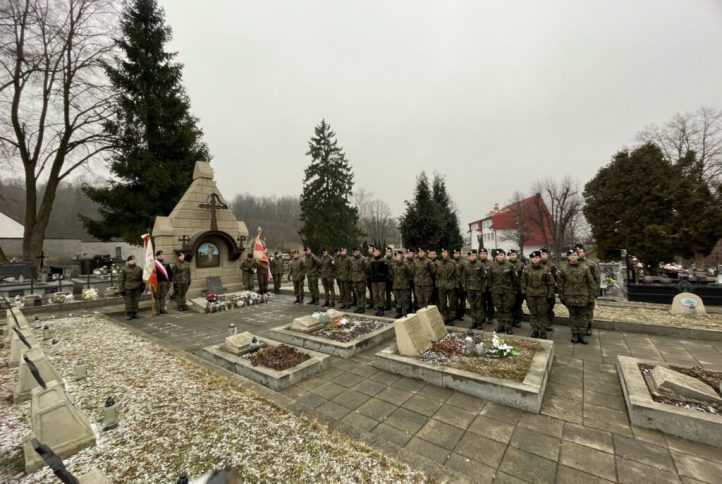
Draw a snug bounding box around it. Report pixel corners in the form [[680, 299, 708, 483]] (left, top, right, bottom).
[[399, 172, 443, 249], [82, 0, 210, 243], [299, 120, 361, 250], [432, 174, 464, 250]]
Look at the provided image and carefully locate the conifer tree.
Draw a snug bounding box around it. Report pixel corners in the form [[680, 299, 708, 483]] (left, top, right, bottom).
[[399, 172, 443, 249], [299, 120, 361, 250], [432, 174, 464, 250], [82, 0, 210, 243]]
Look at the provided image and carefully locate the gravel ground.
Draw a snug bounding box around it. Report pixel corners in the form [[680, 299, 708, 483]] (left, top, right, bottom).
[[0, 315, 426, 483], [540, 303, 722, 330]]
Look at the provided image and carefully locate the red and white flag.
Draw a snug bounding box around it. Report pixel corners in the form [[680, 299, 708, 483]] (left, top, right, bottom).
[[141, 233, 159, 291], [253, 227, 271, 278]]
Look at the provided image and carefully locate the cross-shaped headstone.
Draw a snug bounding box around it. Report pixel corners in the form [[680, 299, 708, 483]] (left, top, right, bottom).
[[198, 193, 228, 231], [36, 251, 47, 268], [178, 235, 190, 248], [237, 234, 246, 248]]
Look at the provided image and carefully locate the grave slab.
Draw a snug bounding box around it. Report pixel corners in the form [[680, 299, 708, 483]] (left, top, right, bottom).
[[670, 292, 706, 316], [373, 334, 554, 413], [198, 337, 330, 391], [14, 348, 64, 403], [270, 312, 396, 358], [415, 305, 448, 341], [22, 380, 96, 473], [617, 355, 722, 447], [650, 365, 721, 404], [223, 331, 255, 355], [394, 313, 433, 357], [9, 327, 38, 368]]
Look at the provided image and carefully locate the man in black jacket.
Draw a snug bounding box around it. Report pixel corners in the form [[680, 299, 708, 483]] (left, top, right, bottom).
[[369, 247, 389, 317]]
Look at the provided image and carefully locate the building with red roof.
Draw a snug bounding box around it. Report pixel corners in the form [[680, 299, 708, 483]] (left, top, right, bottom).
[[468, 193, 555, 257]]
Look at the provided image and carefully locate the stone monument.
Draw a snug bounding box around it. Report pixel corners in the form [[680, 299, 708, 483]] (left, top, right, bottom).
[[152, 161, 249, 300], [415, 305, 448, 341], [14, 348, 64, 403], [650, 366, 721, 404], [394, 314, 433, 357], [670, 292, 706, 316]]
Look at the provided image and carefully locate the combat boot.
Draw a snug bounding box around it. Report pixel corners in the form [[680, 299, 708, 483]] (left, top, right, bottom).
[[531, 330, 539, 338], [132, 312, 140, 319], [578, 334, 589, 345], [506, 327, 513, 335], [378, 308, 385, 317], [539, 331, 547, 339], [306, 297, 315, 305], [571, 333, 579, 344], [586, 321, 593, 336], [330, 301, 335, 307], [126, 312, 133, 321]]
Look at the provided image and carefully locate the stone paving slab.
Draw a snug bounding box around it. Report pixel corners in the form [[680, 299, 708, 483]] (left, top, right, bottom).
[[108, 294, 722, 482]]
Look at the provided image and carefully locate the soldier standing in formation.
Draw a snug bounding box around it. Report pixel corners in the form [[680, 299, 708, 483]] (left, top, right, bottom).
[[119, 255, 144, 320], [366, 245, 375, 309], [390, 251, 413, 317], [507, 249, 524, 328], [335, 247, 352, 309], [521, 250, 556, 339], [575, 243, 600, 336], [540, 248, 556, 331], [413, 249, 435, 308], [559, 248, 596, 344], [488, 249, 516, 334], [173, 252, 191, 311], [319, 248, 336, 307], [479, 248, 494, 325], [270, 252, 284, 294], [288, 249, 306, 303], [436, 249, 458, 325], [384, 247, 394, 310], [351, 247, 369, 313], [405, 249, 417, 311], [453, 249, 466, 322], [240, 253, 256, 291], [304, 247, 321, 305], [155, 250, 173, 315], [428, 250, 439, 305], [369, 247, 389, 316], [463, 250, 487, 329]]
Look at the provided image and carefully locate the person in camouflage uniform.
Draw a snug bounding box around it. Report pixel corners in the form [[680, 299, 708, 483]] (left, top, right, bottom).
[[521, 251, 556, 339], [436, 249, 458, 325], [366, 245, 375, 309], [389, 251, 413, 317], [463, 250, 487, 329], [239, 253, 256, 291], [575, 243, 600, 336], [369, 247, 389, 316], [119, 255, 144, 320], [319, 248, 336, 307], [405, 249, 417, 311], [558, 248, 596, 344], [270, 252, 284, 294], [488, 249, 517, 334], [384, 247, 394, 310], [479, 248, 494, 325], [413, 249, 435, 308], [172, 252, 191, 311], [155, 250, 173, 315], [335, 248, 353, 309], [288, 250, 307, 303], [507, 249, 525, 327], [304, 247, 321, 305], [453, 249, 466, 321], [351, 247, 369, 313], [428, 250, 439, 305], [540, 248, 557, 330]]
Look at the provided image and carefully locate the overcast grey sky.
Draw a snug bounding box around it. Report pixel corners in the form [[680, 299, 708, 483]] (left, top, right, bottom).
[[161, 0, 722, 227]]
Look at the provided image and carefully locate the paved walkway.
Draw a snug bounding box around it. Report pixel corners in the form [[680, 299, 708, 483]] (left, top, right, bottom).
[[114, 295, 722, 483]]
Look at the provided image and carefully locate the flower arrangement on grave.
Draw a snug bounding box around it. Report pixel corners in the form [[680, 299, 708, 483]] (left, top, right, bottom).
[[487, 333, 519, 358], [333, 317, 349, 329], [82, 288, 99, 301], [52, 293, 66, 304], [205, 293, 220, 313]]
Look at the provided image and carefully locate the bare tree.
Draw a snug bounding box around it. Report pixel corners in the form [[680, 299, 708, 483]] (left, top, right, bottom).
[[353, 189, 399, 247], [531, 177, 583, 259], [0, 0, 116, 271], [637, 106, 722, 185], [501, 191, 528, 254]]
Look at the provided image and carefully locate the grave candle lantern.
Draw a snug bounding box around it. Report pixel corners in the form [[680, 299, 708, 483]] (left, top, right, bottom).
[[227, 322, 237, 336], [103, 396, 118, 430], [42, 325, 51, 340], [74, 358, 87, 380]]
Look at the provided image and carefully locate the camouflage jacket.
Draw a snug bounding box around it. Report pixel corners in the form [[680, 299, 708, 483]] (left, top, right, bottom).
[[389, 260, 413, 290], [435, 259, 458, 290], [350, 255, 368, 283], [172, 261, 191, 285], [289, 258, 306, 282], [119, 265, 144, 290], [558, 262, 596, 306], [319, 255, 335, 279], [521, 263, 555, 298], [413, 258, 435, 287], [487, 260, 517, 297], [334, 255, 352, 281], [463, 260, 487, 292]]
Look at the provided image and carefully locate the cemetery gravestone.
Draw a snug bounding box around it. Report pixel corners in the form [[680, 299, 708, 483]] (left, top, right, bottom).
[[223, 331, 255, 355], [650, 365, 721, 404], [14, 348, 64, 403], [415, 305, 448, 341], [206, 276, 225, 295], [394, 314, 433, 357], [670, 292, 706, 316], [289, 315, 326, 333]]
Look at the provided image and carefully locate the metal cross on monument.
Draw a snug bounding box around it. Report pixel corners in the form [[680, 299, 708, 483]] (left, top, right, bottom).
[[178, 235, 190, 249], [198, 193, 228, 232]]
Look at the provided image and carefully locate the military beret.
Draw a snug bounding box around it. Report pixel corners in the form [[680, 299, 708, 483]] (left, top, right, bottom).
[[386, 246, 393, 251], [418, 248, 426, 252], [567, 248, 577, 256], [540, 248, 549, 254], [507, 249, 517, 255], [494, 249, 505, 256], [292, 249, 299, 253], [479, 248, 488, 254], [395, 251, 403, 256], [155, 250, 163, 256], [530, 250, 541, 258], [352, 247, 359, 251], [469, 249, 477, 254], [453, 249, 461, 254], [127, 255, 135, 261], [574, 243, 584, 250], [304, 247, 311, 251], [406, 248, 414, 253], [441, 248, 449, 253]]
